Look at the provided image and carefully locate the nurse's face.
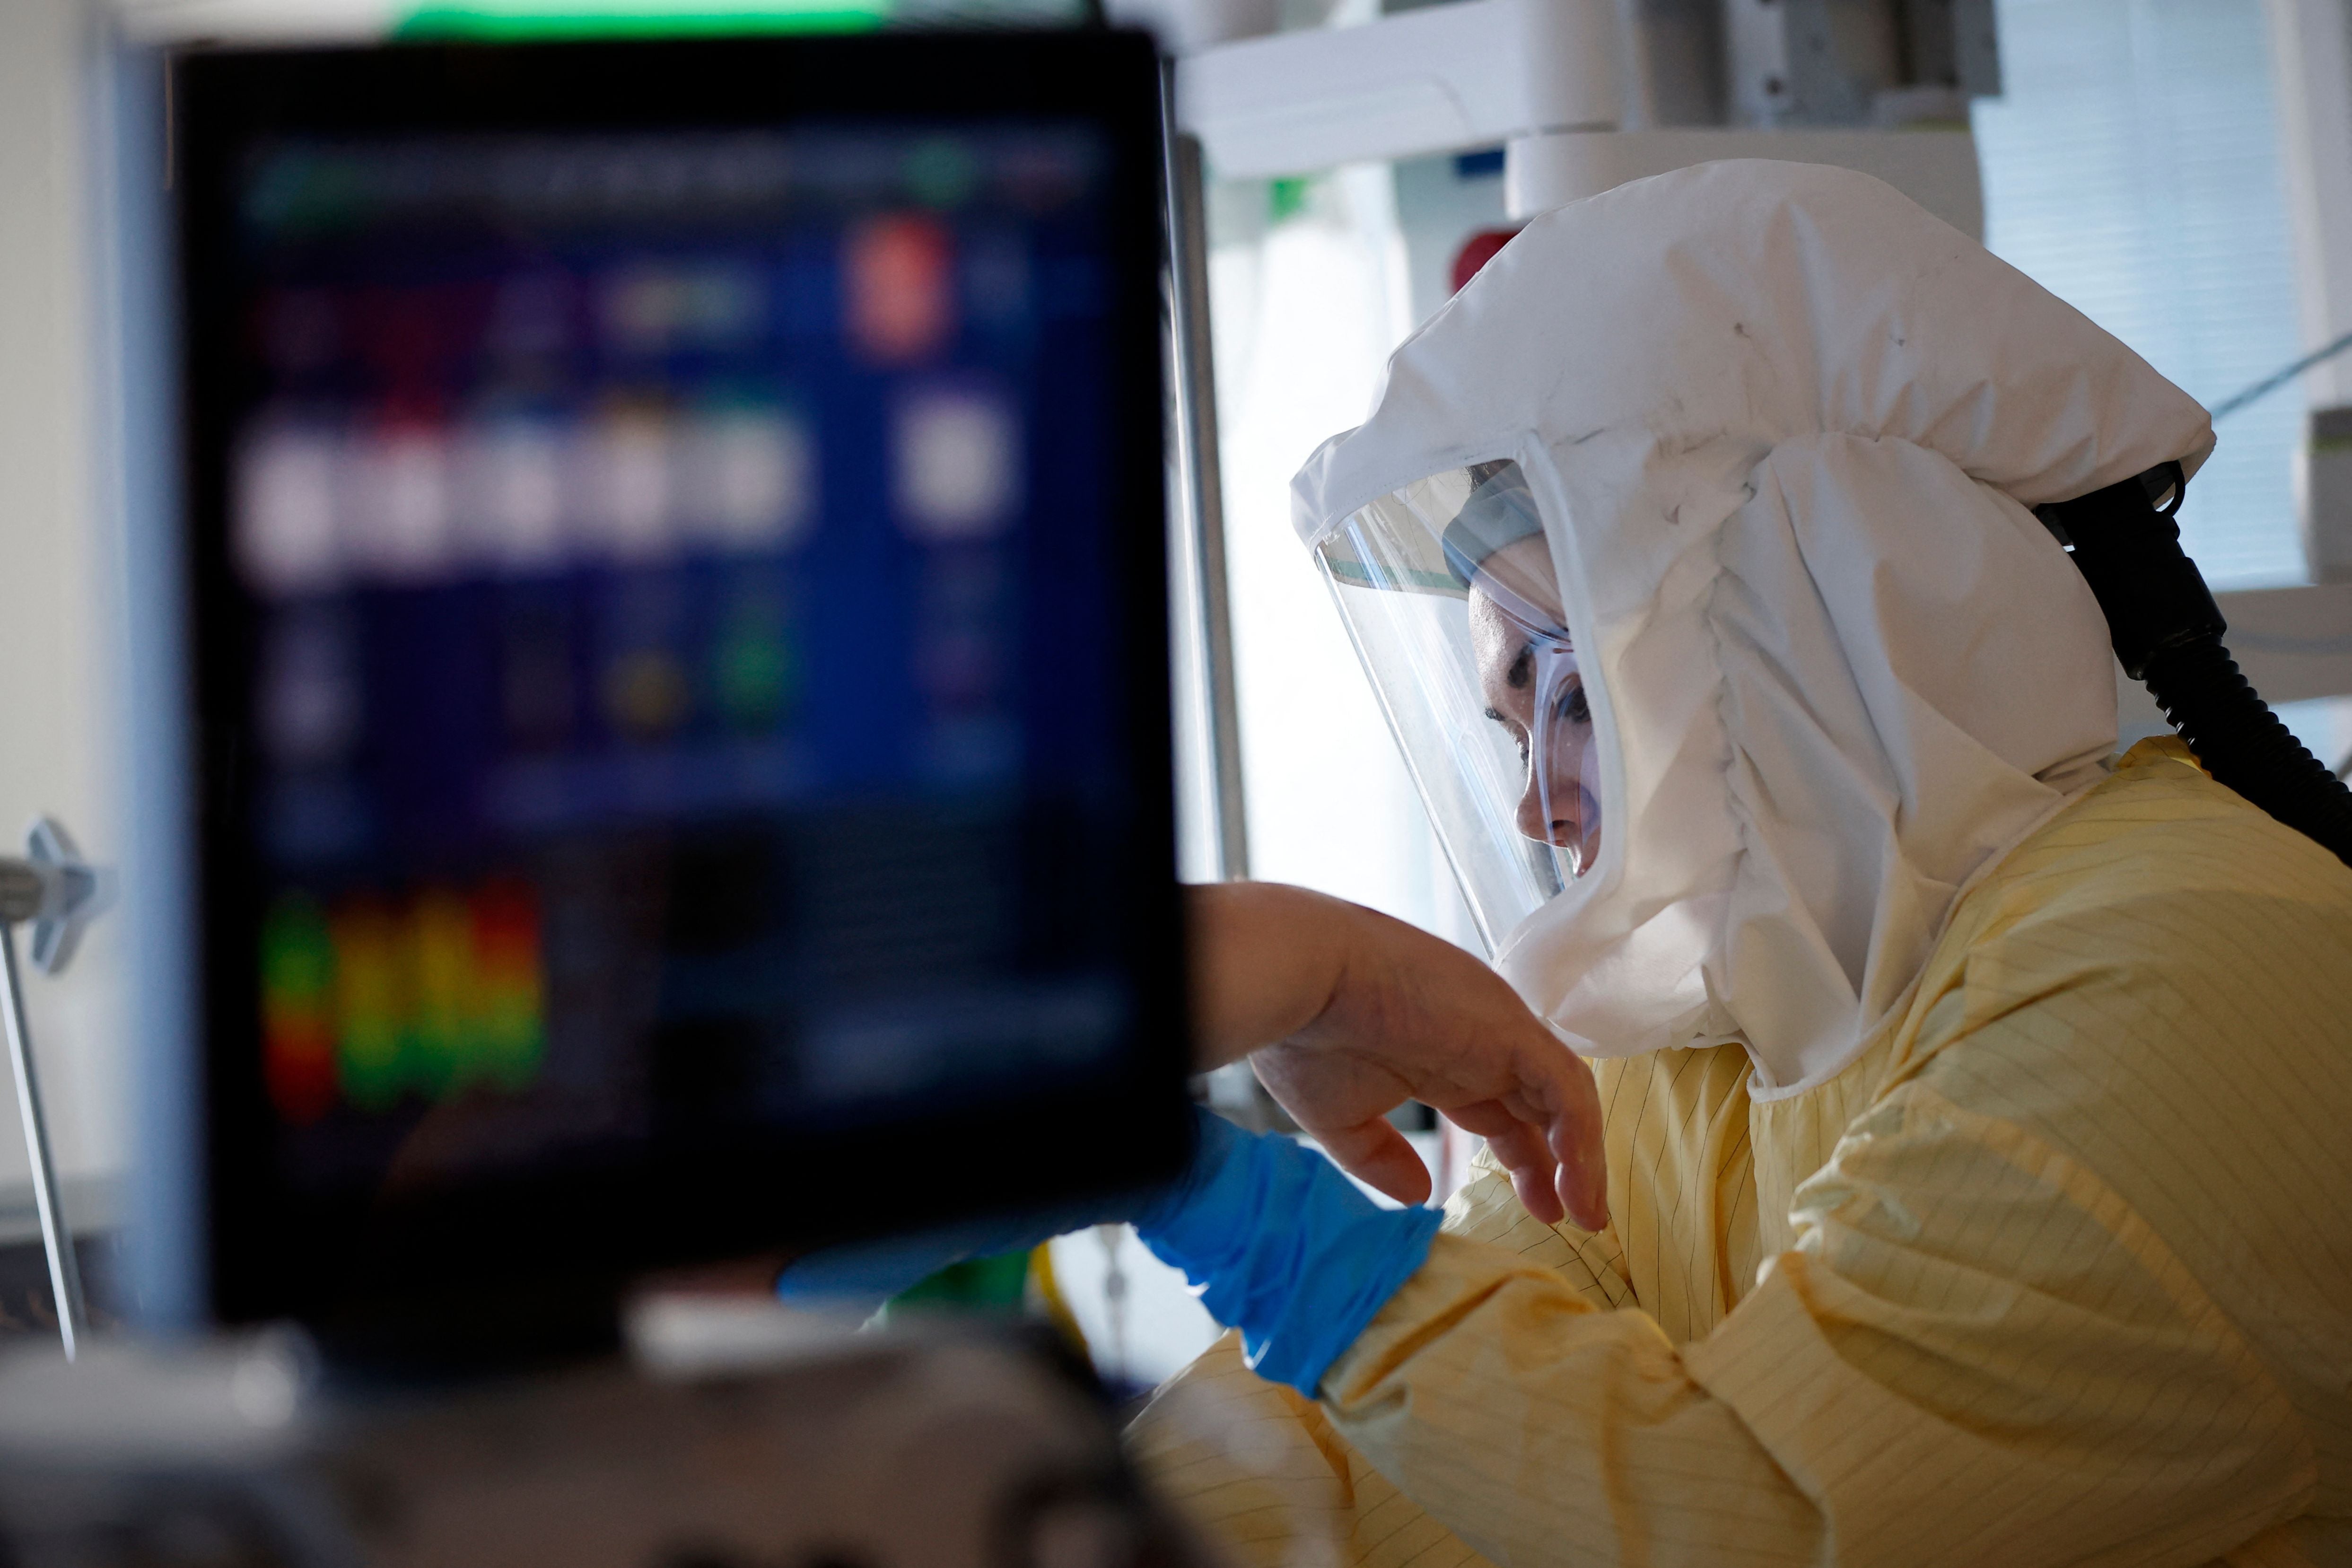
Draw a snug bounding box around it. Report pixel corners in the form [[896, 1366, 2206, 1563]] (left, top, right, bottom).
[[1468, 537, 1600, 873]]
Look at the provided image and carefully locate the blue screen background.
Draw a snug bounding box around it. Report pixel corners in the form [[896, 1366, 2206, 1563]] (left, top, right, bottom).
[[227, 127, 1137, 1192]]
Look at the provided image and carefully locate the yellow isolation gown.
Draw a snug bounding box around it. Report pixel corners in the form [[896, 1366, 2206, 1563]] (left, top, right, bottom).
[[1129, 740, 2352, 1567]]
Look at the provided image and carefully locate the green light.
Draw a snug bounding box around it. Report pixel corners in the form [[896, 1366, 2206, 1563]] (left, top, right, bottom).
[[397, 0, 889, 39]]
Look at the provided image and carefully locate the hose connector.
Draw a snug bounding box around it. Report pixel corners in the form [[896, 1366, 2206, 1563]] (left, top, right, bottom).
[[2034, 462, 2224, 679]]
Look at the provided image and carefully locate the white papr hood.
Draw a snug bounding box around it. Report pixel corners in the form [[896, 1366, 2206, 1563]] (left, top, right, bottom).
[[1293, 161, 2216, 1095]]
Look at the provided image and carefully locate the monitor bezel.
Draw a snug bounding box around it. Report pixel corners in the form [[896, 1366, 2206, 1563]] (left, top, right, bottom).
[[157, 31, 1190, 1345]]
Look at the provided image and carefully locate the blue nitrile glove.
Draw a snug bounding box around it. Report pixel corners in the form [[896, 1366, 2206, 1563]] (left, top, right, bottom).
[[1134, 1106, 1443, 1398]]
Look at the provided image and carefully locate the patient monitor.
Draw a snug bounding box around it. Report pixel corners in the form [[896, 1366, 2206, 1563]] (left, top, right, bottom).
[[116, 31, 1188, 1357]]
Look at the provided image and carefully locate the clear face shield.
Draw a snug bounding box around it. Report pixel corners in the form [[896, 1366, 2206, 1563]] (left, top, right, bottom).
[[1315, 461, 1601, 955]]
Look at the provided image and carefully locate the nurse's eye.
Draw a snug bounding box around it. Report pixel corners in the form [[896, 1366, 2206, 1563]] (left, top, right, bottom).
[[1556, 682, 1591, 727], [1484, 706, 1532, 768]]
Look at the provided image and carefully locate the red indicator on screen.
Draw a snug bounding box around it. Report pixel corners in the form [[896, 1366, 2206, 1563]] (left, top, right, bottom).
[[844, 213, 956, 365], [260, 879, 548, 1123], [261, 894, 339, 1125]]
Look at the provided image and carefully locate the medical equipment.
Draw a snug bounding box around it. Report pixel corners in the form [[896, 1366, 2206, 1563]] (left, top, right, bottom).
[[0, 1317, 1218, 1568], [0, 28, 1233, 1563], [115, 29, 1189, 1359], [2039, 464, 2352, 866], [1170, 0, 1994, 233], [0, 819, 112, 1359]]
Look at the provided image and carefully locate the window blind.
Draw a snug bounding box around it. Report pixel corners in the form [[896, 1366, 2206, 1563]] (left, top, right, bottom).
[[1973, 0, 2309, 587]]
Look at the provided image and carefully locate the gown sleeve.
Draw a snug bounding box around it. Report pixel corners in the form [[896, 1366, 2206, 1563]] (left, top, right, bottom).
[[1124, 1149, 1632, 1568], [1317, 1081, 2313, 1568]]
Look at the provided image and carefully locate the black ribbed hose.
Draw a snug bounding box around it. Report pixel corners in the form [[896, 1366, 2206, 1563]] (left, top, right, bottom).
[[2037, 463, 2352, 870], [2139, 636, 2352, 865]]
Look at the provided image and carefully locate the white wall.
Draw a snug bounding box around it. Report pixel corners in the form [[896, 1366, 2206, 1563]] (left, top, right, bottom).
[[0, 0, 128, 1221]]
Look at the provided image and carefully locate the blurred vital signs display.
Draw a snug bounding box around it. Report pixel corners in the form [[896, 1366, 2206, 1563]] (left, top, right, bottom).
[[226, 126, 1136, 1193]]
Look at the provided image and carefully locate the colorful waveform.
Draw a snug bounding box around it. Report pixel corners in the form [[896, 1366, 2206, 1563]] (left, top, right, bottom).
[[261, 879, 547, 1124]]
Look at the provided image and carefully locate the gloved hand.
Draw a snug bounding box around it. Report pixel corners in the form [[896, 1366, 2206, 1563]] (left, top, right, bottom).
[[778, 1107, 1443, 1398], [1134, 1105, 1442, 1397]]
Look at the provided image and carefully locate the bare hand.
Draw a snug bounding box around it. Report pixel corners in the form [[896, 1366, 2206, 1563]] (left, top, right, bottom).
[[1187, 882, 1608, 1231]]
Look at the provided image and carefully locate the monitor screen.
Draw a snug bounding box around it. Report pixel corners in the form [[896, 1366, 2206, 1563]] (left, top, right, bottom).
[[157, 35, 1185, 1335]]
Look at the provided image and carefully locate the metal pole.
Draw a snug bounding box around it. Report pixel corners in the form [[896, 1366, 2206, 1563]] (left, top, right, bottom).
[[1161, 62, 1250, 882], [1, 923, 86, 1359]]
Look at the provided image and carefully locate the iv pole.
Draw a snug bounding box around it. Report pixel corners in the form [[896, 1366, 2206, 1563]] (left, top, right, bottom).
[[1161, 59, 1250, 885], [1162, 58, 1301, 1133], [0, 817, 112, 1360]]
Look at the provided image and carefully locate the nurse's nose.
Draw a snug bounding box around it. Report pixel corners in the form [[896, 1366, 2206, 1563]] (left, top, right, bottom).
[[1516, 774, 1580, 848]]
